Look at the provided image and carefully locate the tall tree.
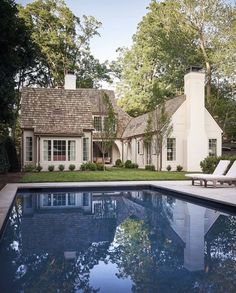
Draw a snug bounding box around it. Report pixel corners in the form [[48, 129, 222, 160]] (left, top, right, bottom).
[[97, 92, 117, 170], [18, 0, 110, 88], [116, 0, 235, 139], [0, 0, 37, 138]]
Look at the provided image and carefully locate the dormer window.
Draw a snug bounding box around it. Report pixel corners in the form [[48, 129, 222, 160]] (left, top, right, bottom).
[[94, 116, 102, 131]]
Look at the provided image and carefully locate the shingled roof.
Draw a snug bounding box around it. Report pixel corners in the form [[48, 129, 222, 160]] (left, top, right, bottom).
[[122, 95, 186, 138], [20, 88, 94, 136], [20, 88, 131, 137]]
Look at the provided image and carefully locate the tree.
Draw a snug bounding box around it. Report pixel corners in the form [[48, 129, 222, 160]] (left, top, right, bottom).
[[116, 0, 235, 139], [145, 103, 172, 171], [0, 0, 37, 138], [18, 0, 110, 88], [97, 92, 117, 170]]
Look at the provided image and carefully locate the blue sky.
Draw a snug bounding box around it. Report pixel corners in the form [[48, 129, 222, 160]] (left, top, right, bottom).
[[16, 0, 151, 62]]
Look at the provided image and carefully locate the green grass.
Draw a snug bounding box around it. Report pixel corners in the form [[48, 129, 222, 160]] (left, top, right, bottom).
[[20, 168, 188, 183]]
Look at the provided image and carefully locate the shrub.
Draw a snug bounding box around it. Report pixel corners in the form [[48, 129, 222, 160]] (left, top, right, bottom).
[[145, 165, 155, 171], [166, 165, 172, 172], [36, 165, 43, 172], [69, 164, 75, 171], [200, 155, 236, 174], [124, 160, 132, 168], [176, 165, 183, 172], [96, 163, 105, 171], [115, 159, 123, 167], [5, 137, 20, 172], [80, 163, 87, 171], [80, 162, 97, 171], [48, 165, 54, 172], [130, 163, 139, 169], [58, 164, 65, 171], [23, 163, 35, 172], [86, 162, 97, 171]]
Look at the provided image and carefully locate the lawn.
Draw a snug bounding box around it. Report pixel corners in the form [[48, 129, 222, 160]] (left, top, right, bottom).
[[20, 168, 188, 183]]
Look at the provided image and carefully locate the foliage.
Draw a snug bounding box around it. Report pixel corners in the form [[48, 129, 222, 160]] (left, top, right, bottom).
[[0, 140, 10, 173], [4, 137, 20, 172], [96, 163, 105, 171], [115, 159, 123, 167], [145, 165, 155, 171], [0, 0, 37, 136], [69, 164, 75, 171], [35, 165, 42, 172], [166, 165, 172, 172], [116, 0, 236, 139], [200, 156, 236, 173], [58, 164, 65, 171], [23, 163, 35, 172], [97, 91, 117, 170], [130, 163, 139, 169], [124, 160, 132, 168], [18, 0, 110, 88], [176, 165, 183, 172], [48, 165, 54, 172], [80, 162, 97, 171]]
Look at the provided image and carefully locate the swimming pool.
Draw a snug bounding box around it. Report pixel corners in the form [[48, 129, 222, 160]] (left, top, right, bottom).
[[0, 186, 236, 292]]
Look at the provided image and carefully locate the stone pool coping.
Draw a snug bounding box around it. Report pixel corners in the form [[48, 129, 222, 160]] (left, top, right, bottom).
[[0, 181, 235, 232]]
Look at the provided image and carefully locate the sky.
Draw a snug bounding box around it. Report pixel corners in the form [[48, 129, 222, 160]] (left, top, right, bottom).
[[16, 0, 151, 63]]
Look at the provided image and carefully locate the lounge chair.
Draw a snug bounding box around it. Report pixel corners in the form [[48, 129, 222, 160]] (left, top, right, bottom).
[[202, 160, 236, 187], [185, 160, 230, 186]]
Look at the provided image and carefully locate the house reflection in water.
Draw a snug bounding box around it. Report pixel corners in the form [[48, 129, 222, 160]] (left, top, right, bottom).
[[21, 190, 222, 271], [21, 191, 118, 258]]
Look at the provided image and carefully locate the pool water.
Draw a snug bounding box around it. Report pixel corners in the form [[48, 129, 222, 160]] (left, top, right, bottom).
[[0, 188, 236, 292]]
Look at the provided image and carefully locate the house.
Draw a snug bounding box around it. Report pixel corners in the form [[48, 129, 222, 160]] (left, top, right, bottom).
[[20, 68, 222, 172]]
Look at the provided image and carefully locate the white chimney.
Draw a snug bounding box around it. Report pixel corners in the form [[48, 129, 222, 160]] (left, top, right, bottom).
[[185, 67, 208, 171], [64, 73, 76, 90]]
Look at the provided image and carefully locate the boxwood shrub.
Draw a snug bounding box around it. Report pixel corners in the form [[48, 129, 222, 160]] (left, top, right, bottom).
[[200, 156, 236, 174], [145, 165, 155, 171]]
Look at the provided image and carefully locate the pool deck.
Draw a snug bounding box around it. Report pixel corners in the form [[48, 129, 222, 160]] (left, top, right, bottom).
[[0, 181, 235, 232]]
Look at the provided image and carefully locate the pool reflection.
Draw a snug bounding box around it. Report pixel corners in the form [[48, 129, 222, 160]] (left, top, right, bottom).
[[0, 189, 236, 292]]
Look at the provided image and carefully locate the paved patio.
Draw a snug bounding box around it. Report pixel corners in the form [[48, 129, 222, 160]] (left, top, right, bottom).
[[0, 181, 235, 232]]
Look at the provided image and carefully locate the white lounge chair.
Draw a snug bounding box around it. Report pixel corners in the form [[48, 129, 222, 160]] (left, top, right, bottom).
[[202, 160, 236, 187], [185, 160, 230, 186]]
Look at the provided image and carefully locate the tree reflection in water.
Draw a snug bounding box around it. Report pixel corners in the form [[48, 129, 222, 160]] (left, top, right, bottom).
[[0, 190, 236, 292]]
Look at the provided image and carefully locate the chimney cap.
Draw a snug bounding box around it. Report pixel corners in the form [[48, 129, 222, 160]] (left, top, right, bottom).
[[186, 66, 203, 74], [66, 70, 75, 75]]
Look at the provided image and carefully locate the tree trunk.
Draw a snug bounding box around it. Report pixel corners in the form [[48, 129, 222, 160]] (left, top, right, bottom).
[[199, 30, 212, 101]]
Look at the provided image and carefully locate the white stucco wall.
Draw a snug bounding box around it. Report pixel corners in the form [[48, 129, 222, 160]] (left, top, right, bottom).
[[37, 132, 92, 171]]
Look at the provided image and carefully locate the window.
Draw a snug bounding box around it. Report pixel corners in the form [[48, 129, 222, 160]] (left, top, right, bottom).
[[68, 193, 76, 206], [43, 140, 51, 161], [53, 193, 66, 206], [26, 137, 33, 161], [43, 194, 52, 207], [94, 116, 102, 131], [146, 143, 152, 165], [53, 140, 66, 161], [68, 140, 76, 161], [167, 138, 176, 161], [83, 137, 89, 161], [209, 139, 217, 156], [137, 140, 143, 155], [83, 193, 90, 206]]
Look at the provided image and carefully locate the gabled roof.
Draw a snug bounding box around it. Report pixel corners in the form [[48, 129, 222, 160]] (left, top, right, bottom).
[[122, 95, 186, 138], [20, 88, 93, 136], [20, 88, 131, 137]]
